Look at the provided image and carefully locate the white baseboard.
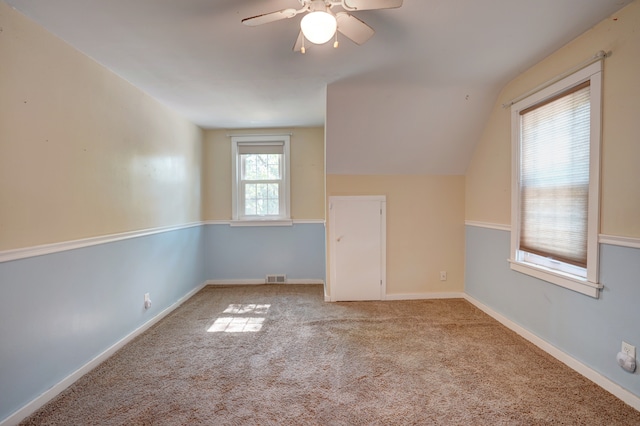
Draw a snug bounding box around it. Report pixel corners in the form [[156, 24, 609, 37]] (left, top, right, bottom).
[[206, 279, 324, 286], [206, 279, 267, 285], [385, 292, 465, 300], [292, 279, 325, 285], [323, 292, 465, 302], [0, 282, 207, 426], [463, 294, 640, 412]]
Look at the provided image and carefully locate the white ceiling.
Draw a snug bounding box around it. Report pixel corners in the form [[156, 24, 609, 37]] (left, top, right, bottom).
[[5, 0, 633, 173]]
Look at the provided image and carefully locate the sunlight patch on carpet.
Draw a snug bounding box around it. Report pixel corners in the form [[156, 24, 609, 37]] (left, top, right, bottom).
[[208, 304, 271, 333], [223, 304, 270, 314], [208, 317, 265, 333]]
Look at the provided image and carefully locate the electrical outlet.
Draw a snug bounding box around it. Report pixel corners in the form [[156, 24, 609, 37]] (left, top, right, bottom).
[[622, 341, 636, 359], [440, 271, 447, 281], [144, 293, 152, 309]]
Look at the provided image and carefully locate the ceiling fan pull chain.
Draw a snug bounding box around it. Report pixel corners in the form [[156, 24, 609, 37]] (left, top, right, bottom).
[[334, 31, 339, 48]]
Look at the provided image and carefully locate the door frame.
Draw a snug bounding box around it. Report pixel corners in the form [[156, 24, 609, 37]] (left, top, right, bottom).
[[328, 195, 387, 301]]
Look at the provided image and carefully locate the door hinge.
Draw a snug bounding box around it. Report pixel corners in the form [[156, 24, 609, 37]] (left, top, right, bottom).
[[380, 280, 382, 286]]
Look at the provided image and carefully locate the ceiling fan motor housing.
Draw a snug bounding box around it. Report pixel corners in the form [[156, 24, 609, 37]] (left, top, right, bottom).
[[308, 0, 331, 13]]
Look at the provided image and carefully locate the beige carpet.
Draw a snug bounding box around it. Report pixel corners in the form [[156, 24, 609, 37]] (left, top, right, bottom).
[[21, 285, 640, 425]]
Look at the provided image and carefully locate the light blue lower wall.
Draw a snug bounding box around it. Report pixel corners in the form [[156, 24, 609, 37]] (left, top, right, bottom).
[[4, 222, 633, 420], [0, 222, 326, 423], [465, 225, 640, 399], [0, 226, 206, 423], [204, 223, 326, 282]]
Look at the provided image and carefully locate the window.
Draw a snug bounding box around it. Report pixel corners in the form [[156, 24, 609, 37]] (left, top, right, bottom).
[[231, 135, 291, 223], [510, 61, 602, 298]]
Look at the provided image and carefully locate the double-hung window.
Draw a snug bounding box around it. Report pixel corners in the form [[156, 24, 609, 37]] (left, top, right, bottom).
[[510, 61, 602, 298], [231, 135, 291, 222]]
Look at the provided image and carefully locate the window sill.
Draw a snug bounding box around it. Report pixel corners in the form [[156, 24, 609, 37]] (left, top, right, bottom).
[[508, 260, 602, 298], [230, 219, 293, 227]]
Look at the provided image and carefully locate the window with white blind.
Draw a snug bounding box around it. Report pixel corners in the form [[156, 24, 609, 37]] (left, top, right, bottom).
[[231, 135, 291, 223], [510, 61, 602, 298]]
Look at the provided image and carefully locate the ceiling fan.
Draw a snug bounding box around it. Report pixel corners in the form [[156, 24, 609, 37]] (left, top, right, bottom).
[[242, 0, 403, 53]]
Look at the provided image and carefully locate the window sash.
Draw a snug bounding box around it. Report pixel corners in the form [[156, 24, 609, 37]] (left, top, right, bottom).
[[240, 180, 282, 217], [239, 150, 284, 218], [231, 135, 290, 221], [240, 153, 283, 182], [519, 83, 591, 268]]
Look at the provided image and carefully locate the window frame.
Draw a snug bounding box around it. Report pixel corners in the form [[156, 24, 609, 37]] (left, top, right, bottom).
[[231, 135, 291, 224], [509, 61, 603, 298]]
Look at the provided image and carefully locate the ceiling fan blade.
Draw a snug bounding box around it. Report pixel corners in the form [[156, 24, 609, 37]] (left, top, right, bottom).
[[342, 0, 403, 11], [242, 8, 298, 26], [336, 12, 375, 45]]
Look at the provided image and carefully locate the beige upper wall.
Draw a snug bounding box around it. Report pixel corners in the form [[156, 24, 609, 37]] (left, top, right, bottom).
[[0, 3, 203, 251], [327, 175, 465, 295], [202, 127, 325, 221], [466, 1, 640, 238]]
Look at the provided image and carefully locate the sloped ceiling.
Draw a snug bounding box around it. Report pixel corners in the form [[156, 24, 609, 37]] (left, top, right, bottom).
[[4, 0, 633, 174]]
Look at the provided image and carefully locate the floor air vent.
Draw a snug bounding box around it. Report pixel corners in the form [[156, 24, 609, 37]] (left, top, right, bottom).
[[266, 274, 286, 284]]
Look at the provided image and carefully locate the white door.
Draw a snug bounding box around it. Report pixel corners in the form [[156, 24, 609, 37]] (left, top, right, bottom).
[[329, 196, 386, 301]]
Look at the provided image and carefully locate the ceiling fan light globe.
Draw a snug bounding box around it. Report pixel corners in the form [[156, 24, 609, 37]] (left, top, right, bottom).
[[301, 11, 337, 44]]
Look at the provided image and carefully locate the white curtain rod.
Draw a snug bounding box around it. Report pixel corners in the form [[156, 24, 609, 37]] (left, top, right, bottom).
[[502, 50, 611, 109]]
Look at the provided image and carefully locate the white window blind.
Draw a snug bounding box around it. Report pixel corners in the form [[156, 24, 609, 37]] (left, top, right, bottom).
[[519, 81, 591, 268]]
